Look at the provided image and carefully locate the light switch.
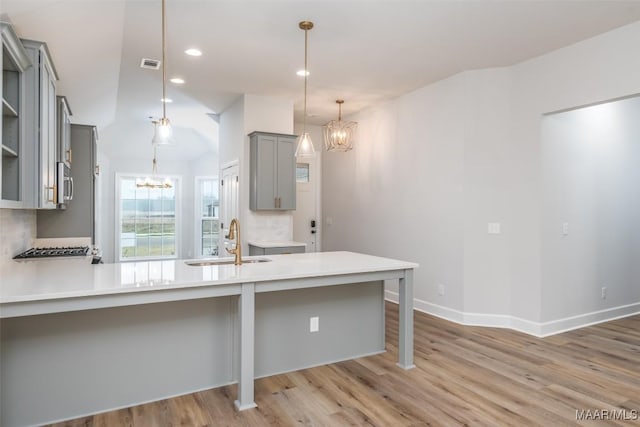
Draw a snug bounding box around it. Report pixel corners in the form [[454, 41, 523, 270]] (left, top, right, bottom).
[[488, 222, 501, 234]]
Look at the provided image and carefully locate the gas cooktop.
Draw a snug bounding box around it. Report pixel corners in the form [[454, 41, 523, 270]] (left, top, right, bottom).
[[13, 246, 90, 259]]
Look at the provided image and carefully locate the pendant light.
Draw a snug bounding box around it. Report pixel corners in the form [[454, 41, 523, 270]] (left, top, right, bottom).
[[323, 100, 357, 152], [152, 0, 173, 145], [294, 21, 316, 158], [136, 144, 173, 189]]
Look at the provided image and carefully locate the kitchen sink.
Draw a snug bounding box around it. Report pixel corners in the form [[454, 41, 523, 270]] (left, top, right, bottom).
[[185, 258, 271, 266]]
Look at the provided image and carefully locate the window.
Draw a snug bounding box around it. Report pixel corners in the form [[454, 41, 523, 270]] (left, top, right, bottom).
[[195, 177, 219, 257], [296, 163, 310, 183], [118, 175, 179, 261]]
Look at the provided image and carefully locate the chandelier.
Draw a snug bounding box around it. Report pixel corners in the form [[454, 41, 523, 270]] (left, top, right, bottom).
[[323, 100, 357, 152], [136, 144, 173, 189]]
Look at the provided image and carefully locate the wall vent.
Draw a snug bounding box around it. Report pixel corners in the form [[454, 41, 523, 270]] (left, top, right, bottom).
[[140, 58, 161, 70]]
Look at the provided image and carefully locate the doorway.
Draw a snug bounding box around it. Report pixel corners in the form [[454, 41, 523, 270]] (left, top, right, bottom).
[[219, 162, 239, 254], [293, 155, 320, 252]]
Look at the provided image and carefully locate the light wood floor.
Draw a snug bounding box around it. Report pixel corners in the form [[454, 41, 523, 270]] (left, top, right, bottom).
[[51, 303, 640, 427]]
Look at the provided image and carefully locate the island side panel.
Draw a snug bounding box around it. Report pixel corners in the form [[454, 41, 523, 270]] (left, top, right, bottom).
[[0, 297, 235, 427], [254, 281, 385, 378]]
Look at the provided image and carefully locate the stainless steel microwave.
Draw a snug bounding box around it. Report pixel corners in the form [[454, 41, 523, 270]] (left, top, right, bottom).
[[56, 162, 73, 209]]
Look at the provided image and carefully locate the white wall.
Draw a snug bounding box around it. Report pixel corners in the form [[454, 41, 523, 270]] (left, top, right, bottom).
[[218, 94, 294, 253], [322, 74, 467, 312], [323, 21, 640, 333], [541, 96, 640, 321]]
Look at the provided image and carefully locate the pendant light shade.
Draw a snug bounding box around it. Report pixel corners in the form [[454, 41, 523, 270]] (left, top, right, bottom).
[[295, 21, 316, 158], [295, 132, 315, 157], [152, 0, 174, 146], [152, 117, 173, 145], [324, 100, 357, 152]]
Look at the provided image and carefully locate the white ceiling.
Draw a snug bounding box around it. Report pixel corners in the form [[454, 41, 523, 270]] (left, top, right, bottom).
[[3, 0, 640, 130]]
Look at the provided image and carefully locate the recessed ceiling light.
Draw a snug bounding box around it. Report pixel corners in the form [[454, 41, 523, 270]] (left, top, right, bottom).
[[161, 98, 173, 103], [296, 69, 309, 77], [170, 77, 185, 84], [185, 48, 202, 57]]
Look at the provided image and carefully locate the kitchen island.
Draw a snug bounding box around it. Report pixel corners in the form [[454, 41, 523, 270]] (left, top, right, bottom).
[[0, 251, 417, 426]]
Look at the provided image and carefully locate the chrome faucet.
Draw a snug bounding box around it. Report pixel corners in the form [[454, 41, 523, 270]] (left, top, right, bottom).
[[225, 218, 242, 265]]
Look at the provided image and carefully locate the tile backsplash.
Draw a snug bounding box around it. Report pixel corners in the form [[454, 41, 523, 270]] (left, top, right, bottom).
[[0, 209, 36, 268]]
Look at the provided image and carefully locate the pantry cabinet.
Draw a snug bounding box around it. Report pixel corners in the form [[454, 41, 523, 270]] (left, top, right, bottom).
[[249, 131, 296, 211]]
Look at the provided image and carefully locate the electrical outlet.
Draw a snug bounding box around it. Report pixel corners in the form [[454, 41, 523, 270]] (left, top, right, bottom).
[[601, 287, 607, 299], [437, 283, 445, 296], [488, 222, 501, 234], [310, 316, 319, 332], [562, 222, 569, 236]]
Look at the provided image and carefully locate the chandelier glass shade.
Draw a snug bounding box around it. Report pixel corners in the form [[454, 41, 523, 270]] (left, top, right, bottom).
[[324, 100, 357, 152], [152, 117, 173, 145]]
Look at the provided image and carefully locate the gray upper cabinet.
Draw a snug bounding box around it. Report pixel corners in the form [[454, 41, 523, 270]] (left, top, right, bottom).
[[0, 21, 32, 208], [249, 131, 296, 211], [22, 39, 58, 209], [57, 96, 71, 166]]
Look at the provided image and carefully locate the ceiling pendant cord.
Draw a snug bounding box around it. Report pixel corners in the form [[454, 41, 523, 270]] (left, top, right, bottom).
[[303, 22, 308, 136], [153, 144, 158, 175], [295, 21, 316, 158], [152, 0, 173, 145], [161, 0, 167, 121]]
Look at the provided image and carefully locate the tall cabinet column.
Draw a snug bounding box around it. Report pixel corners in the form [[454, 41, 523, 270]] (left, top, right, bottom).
[[21, 39, 59, 209]]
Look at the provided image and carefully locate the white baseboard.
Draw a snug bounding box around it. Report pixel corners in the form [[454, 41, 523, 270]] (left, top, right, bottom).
[[384, 290, 640, 338]]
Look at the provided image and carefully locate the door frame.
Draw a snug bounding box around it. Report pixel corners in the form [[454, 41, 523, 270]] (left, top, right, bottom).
[[219, 159, 240, 256], [293, 150, 322, 252]]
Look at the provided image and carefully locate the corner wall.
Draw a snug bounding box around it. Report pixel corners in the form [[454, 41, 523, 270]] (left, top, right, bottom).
[[322, 21, 640, 334]]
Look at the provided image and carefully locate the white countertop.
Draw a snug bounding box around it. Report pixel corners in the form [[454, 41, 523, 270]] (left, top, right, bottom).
[[0, 251, 418, 304], [247, 240, 307, 248]]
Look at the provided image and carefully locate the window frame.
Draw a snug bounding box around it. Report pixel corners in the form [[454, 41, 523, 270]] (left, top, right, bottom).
[[115, 173, 182, 262], [194, 175, 220, 258]]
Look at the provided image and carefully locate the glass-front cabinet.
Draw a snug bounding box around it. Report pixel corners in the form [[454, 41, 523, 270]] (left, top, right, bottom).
[[0, 21, 31, 207]]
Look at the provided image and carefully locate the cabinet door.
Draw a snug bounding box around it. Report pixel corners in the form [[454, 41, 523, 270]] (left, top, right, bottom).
[[57, 98, 71, 166], [276, 136, 296, 210], [255, 134, 277, 209], [39, 53, 57, 208]]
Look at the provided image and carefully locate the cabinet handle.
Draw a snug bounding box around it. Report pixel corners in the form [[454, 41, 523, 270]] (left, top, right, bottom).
[[66, 149, 72, 164], [274, 197, 277, 208], [46, 185, 57, 204], [279, 197, 282, 208]]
